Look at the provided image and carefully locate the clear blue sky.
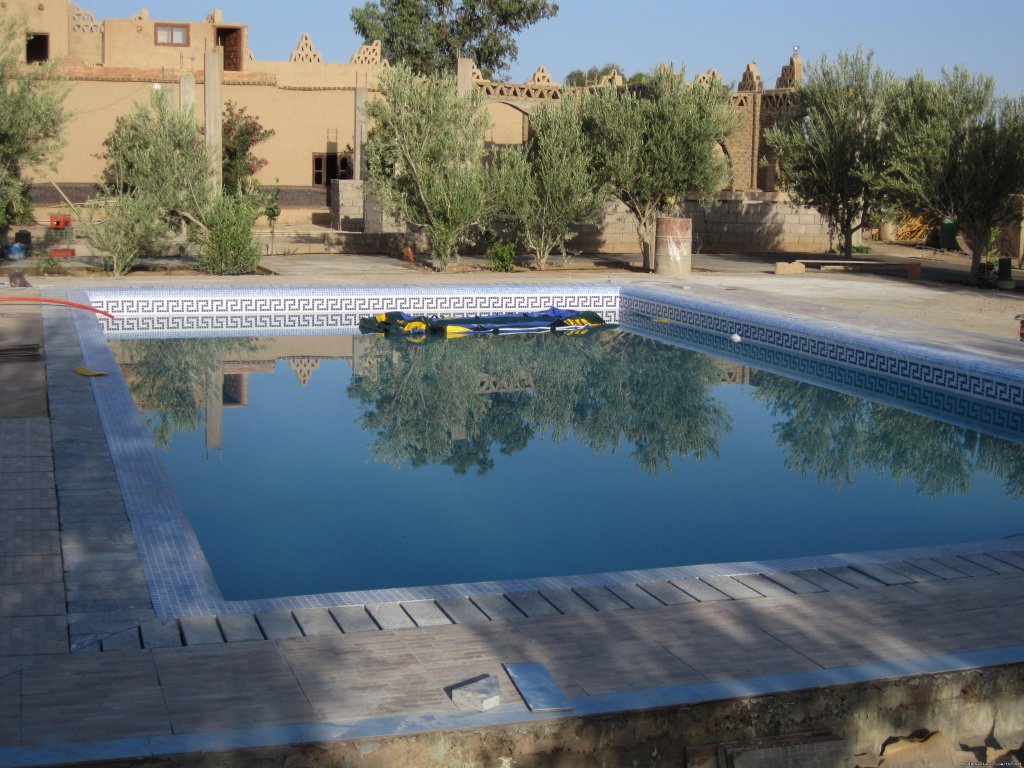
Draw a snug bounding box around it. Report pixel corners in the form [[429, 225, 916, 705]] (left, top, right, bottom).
[[84, 0, 1024, 95]]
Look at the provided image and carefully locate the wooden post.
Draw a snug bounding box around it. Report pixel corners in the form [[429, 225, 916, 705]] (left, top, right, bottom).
[[204, 48, 224, 193]]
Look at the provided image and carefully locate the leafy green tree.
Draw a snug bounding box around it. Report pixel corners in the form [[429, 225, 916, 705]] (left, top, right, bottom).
[[194, 188, 264, 274], [0, 13, 69, 241], [99, 88, 213, 224], [762, 48, 897, 259], [580, 66, 734, 272], [563, 63, 624, 87], [82, 89, 212, 273], [221, 101, 274, 194], [886, 67, 1024, 284], [494, 93, 607, 268], [350, 0, 558, 78], [364, 64, 496, 270]]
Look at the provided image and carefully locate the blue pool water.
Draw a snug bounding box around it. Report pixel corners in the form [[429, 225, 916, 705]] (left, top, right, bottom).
[[114, 330, 1024, 601]]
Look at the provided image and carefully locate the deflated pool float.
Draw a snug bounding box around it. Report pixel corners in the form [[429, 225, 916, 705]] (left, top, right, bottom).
[[359, 307, 611, 337]]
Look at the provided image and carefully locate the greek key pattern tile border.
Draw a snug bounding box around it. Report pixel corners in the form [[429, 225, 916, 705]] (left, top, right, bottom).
[[88, 284, 621, 338], [620, 287, 1024, 410]]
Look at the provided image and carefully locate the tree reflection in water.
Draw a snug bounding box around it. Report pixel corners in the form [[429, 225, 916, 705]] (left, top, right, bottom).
[[348, 330, 732, 475], [114, 337, 263, 449], [754, 372, 1024, 498]]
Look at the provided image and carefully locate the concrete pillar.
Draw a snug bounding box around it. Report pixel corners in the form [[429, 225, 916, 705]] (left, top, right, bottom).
[[456, 57, 475, 96], [353, 87, 368, 182], [178, 71, 196, 111], [204, 48, 224, 193]]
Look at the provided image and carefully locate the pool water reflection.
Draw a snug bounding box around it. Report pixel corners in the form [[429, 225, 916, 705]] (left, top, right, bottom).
[[110, 331, 1024, 601]]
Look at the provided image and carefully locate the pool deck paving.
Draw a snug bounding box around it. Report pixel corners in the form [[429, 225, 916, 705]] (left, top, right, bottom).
[[1, 245, 1024, 765]]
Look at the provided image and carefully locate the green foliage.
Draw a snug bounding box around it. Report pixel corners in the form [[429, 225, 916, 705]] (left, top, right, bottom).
[[194, 189, 264, 275], [348, 331, 730, 476], [115, 337, 263, 449], [0, 12, 70, 238], [763, 48, 897, 259], [563, 63, 624, 87], [486, 240, 516, 271], [79, 191, 172, 275], [100, 88, 213, 227], [494, 94, 606, 268], [886, 67, 1024, 284], [221, 101, 274, 194], [34, 253, 68, 276], [364, 65, 497, 270], [580, 66, 735, 271], [350, 0, 558, 78]]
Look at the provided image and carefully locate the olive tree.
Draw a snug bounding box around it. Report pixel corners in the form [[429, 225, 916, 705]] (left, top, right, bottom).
[[580, 66, 734, 272], [0, 12, 70, 241], [364, 64, 496, 270], [494, 93, 607, 268], [886, 67, 1024, 285], [762, 48, 897, 259]]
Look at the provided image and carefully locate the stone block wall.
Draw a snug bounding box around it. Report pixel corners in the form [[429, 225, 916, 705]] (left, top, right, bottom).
[[568, 192, 845, 255], [330, 180, 366, 231]]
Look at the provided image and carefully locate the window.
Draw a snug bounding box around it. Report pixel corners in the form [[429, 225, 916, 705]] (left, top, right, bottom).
[[155, 24, 189, 46], [26, 33, 49, 63], [312, 153, 351, 186]]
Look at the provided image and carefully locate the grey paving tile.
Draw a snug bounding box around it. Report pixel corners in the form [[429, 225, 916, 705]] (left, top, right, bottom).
[[367, 602, 416, 630], [820, 566, 886, 588], [154, 642, 315, 733], [329, 605, 380, 633], [606, 582, 665, 609], [507, 590, 561, 617], [0, 676, 19, 747], [670, 578, 732, 602], [0, 456, 52, 474], [733, 573, 798, 598], [470, 593, 526, 620], [256, 610, 303, 640], [0, 615, 69, 655], [0, 507, 58, 531], [850, 563, 916, 585], [180, 615, 224, 646], [959, 553, 1023, 574], [573, 586, 632, 611], [903, 557, 972, 579], [0, 529, 60, 556], [988, 550, 1024, 571], [759, 570, 826, 594], [878, 560, 946, 583], [0, 581, 66, 617], [101, 627, 142, 651], [928, 555, 997, 577], [140, 619, 183, 649], [21, 651, 170, 744], [401, 600, 453, 627], [218, 613, 265, 643], [541, 588, 598, 614], [637, 580, 697, 605], [435, 596, 491, 624], [0, 486, 57, 510], [790, 569, 860, 592], [0, 554, 62, 584], [292, 607, 343, 637]]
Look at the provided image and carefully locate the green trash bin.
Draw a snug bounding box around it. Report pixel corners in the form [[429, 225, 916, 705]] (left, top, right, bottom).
[[939, 219, 958, 250]]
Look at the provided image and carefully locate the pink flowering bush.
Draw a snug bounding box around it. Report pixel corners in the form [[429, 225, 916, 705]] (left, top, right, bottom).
[[222, 101, 274, 194]]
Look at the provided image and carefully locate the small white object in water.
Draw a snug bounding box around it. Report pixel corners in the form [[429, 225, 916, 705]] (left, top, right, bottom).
[[730, 333, 742, 343]]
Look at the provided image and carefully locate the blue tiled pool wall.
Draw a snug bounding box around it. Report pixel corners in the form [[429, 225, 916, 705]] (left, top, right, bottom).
[[619, 287, 1024, 443], [68, 284, 1024, 618], [88, 284, 622, 339]]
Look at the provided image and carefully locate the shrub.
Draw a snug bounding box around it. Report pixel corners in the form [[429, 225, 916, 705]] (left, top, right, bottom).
[[80, 191, 170, 275], [194, 191, 263, 275], [486, 241, 516, 272]]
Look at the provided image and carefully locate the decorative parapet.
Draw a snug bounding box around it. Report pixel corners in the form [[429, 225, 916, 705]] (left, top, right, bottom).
[[350, 40, 388, 66], [70, 4, 102, 34], [290, 33, 322, 64], [776, 53, 803, 89], [694, 68, 722, 86], [738, 62, 763, 92], [472, 63, 562, 103]]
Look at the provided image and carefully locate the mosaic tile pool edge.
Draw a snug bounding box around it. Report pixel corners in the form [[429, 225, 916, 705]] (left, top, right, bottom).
[[70, 285, 1024, 618]]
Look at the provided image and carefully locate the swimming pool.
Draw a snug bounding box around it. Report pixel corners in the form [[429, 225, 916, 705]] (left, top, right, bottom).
[[70, 284, 1024, 616]]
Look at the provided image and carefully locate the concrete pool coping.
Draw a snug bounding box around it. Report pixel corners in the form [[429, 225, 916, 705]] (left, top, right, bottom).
[[3, 263, 1024, 765]]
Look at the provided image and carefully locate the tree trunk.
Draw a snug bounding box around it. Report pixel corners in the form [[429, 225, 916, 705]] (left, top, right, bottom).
[[968, 242, 985, 287], [842, 224, 854, 259]]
